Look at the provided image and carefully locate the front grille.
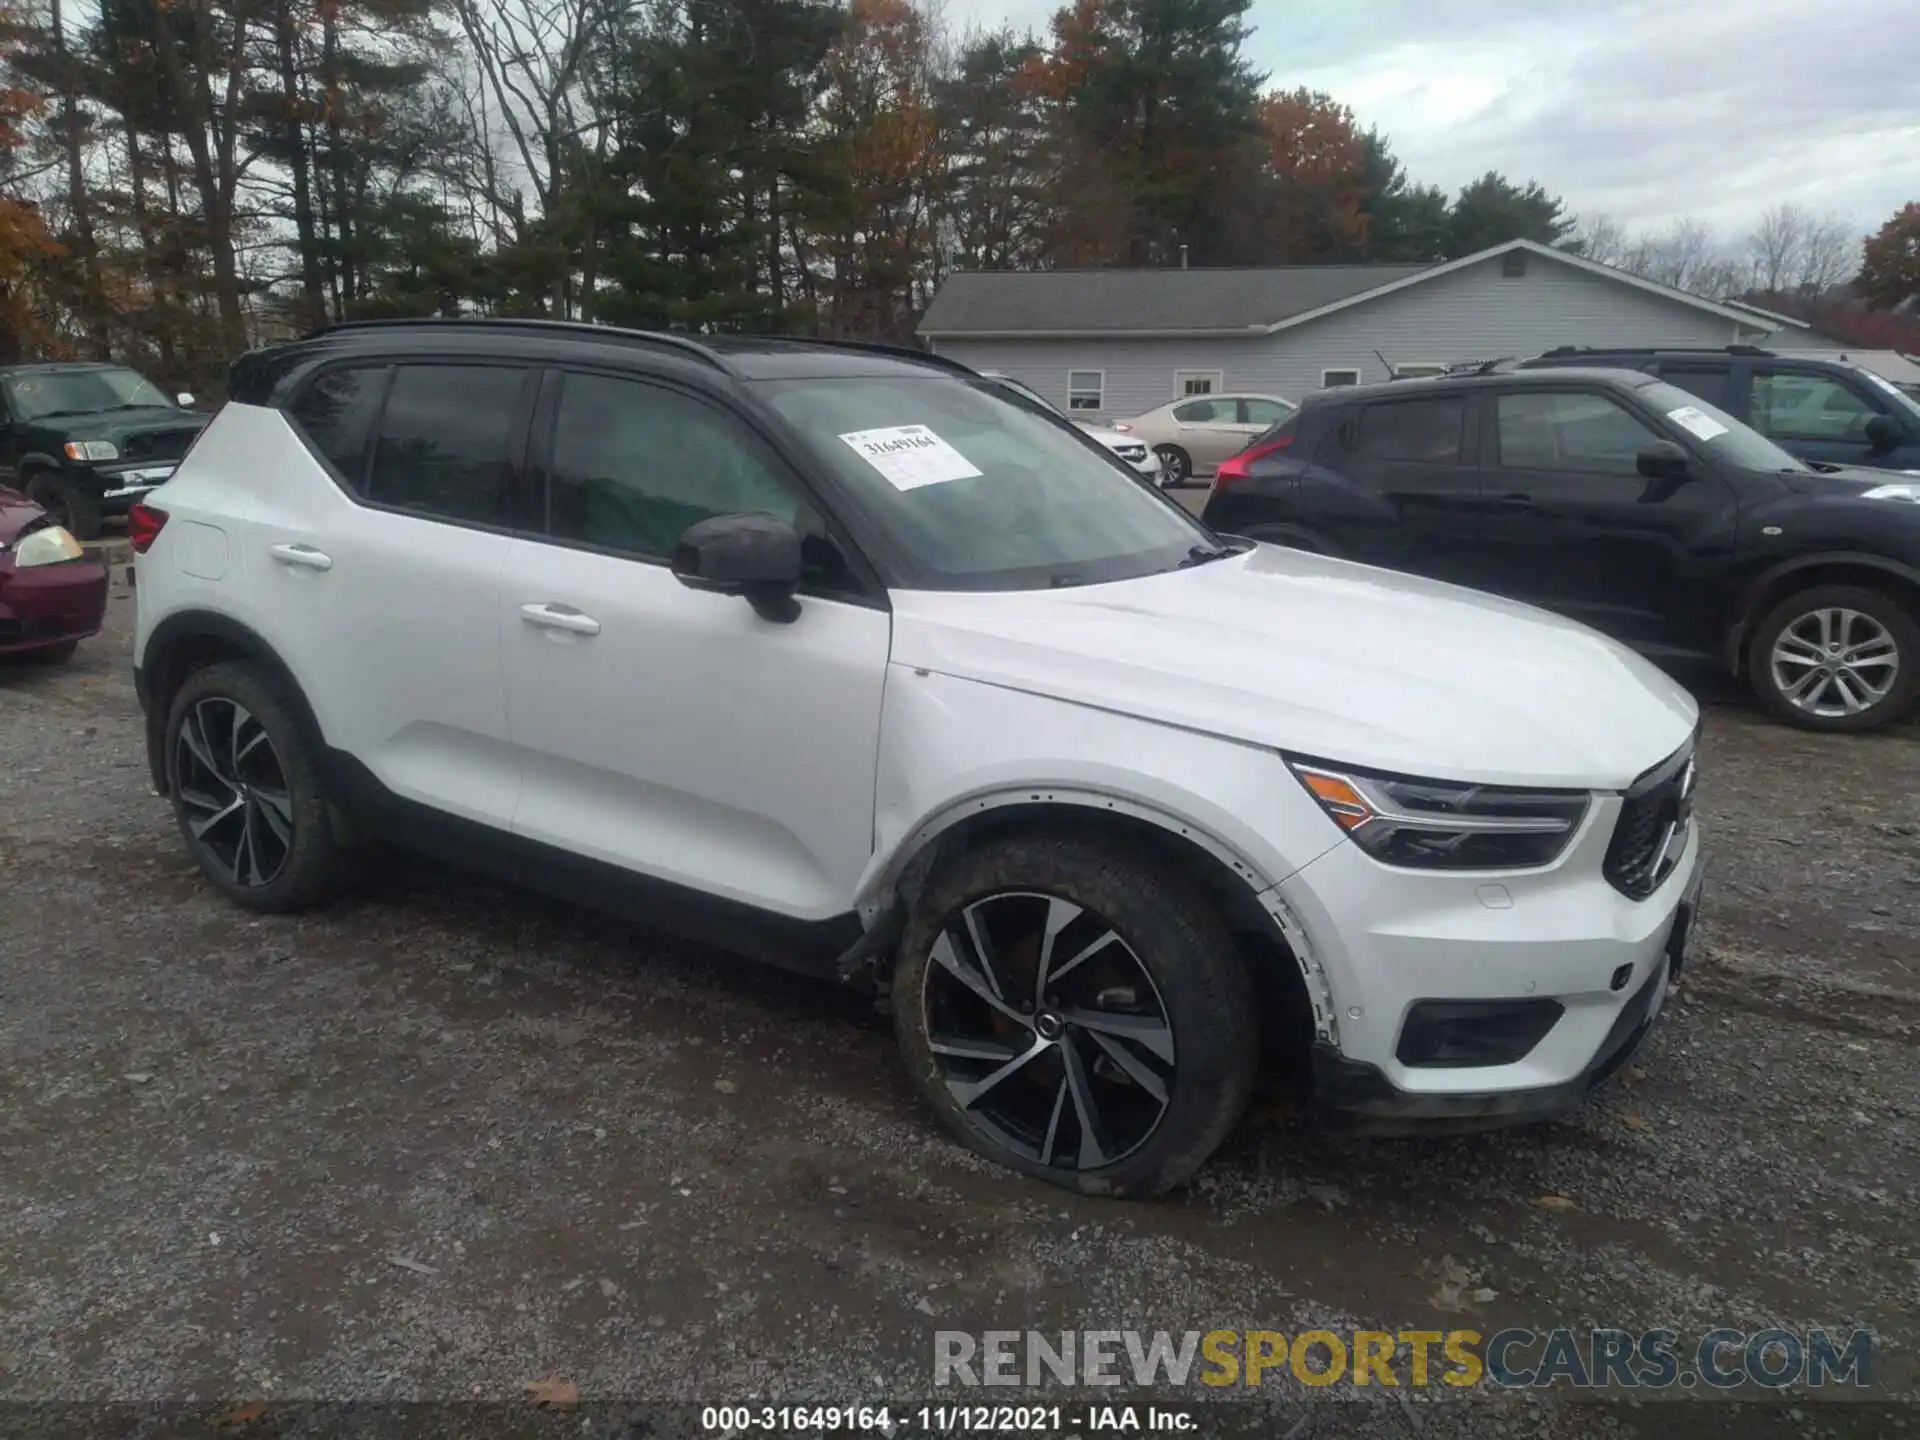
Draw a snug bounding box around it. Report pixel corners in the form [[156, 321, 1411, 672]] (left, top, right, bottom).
[[119, 426, 201, 463], [1603, 737, 1697, 900]]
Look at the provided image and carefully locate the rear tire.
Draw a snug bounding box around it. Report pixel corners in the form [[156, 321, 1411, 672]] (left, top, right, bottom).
[[893, 833, 1256, 1198], [1745, 583, 1919, 733], [1153, 446, 1191, 486], [25, 640, 79, 665], [165, 661, 355, 911], [24, 471, 103, 541]]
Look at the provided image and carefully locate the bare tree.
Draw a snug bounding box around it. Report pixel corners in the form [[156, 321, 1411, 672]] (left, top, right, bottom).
[[1746, 203, 1860, 296], [1567, 212, 1627, 267], [1747, 203, 1803, 292], [1794, 211, 1857, 294]]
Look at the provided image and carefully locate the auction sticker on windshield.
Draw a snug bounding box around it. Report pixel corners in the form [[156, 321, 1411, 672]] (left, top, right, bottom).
[[840, 424, 983, 490], [1668, 406, 1729, 442]]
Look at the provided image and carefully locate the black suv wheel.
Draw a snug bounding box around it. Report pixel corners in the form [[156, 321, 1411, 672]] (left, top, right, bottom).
[[1747, 584, 1920, 732], [24, 470, 103, 541], [893, 833, 1256, 1197]]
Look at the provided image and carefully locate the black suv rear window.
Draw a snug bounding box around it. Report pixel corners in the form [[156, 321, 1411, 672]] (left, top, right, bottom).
[[1357, 397, 1464, 463]]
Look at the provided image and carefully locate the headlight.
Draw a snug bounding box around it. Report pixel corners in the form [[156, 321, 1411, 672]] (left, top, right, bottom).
[[1287, 758, 1589, 870], [1861, 482, 1920, 503], [10, 524, 85, 567], [63, 439, 118, 461]]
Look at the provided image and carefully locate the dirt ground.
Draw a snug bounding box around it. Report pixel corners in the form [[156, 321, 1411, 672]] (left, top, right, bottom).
[[2, 567, 1916, 1439]]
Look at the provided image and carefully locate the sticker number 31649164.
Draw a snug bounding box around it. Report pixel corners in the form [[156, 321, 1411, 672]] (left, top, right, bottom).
[[839, 424, 984, 491]]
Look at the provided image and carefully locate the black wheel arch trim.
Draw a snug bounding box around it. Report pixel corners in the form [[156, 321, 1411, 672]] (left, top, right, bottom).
[[137, 609, 329, 797], [1725, 551, 1920, 673]]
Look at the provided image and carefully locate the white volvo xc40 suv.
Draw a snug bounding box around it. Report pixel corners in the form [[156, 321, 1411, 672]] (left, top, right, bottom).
[[132, 320, 1704, 1197]]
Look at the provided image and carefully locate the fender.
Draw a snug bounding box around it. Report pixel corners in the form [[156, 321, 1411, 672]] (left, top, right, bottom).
[[1725, 549, 1920, 671], [136, 607, 327, 794], [17, 451, 64, 477], [855, 782, 1283, 922]]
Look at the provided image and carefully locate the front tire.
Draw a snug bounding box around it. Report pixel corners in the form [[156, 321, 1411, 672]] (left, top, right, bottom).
[[1746, 584, 1919, 733], [165, 661, 354, 911], [893, 834, 1257, 1198], [24, 471, 103, 541], [1153, 445, 1191, 487]]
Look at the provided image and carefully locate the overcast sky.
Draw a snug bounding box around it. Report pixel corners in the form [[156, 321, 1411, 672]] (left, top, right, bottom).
[[947, 0, 1920, 245]]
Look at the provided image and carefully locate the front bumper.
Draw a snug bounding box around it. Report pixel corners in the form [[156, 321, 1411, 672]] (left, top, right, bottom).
[[0, 554, 110, 655], [1275, 799, 1704, 1128], [93, 460, 177, 508]]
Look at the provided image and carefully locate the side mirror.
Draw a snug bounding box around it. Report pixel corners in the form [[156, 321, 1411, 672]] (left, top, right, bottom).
[[1637, 440, 1691, 481], [176, 392, 195, 408], [1865, 413, 1902, 453], [670, 513, 804, 623]]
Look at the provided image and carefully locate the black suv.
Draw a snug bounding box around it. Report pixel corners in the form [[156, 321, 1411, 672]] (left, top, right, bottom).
[[1201, 366, 1920, 732], [1519, 346, 1920, 473], [0, 362, 208, 538]]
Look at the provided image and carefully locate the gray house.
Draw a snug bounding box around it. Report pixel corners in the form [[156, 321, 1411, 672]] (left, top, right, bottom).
[[918, 238, 1779, 421]]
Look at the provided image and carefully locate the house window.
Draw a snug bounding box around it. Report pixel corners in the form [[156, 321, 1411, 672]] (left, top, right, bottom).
[[1322, 368, 1362, 388], [1067, 370, 1104, 412], [1175, 370, 1222, 397], [1391, 363, 1446, 380]]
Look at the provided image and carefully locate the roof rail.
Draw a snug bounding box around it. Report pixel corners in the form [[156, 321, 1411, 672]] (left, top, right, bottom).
[[1441, 356, 1517, 376], [301, 316, 737, 374], [789, 335, 979, 376], [1536, 344, 1776, 359]]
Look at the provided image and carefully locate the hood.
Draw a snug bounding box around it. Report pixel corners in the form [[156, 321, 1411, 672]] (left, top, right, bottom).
[[1780, 463, 1920, 497], [42, 407, 207, 445], [1074, 421, 1143, 451], [890, 545, 1700, 790], [0, 484, 48, 543]]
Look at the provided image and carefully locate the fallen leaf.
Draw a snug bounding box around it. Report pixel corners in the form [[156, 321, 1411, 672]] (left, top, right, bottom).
[[1532, 1194, 1579, 1213], [211, 1402, 268, 1430], [1471, 1287, 1498, 1304], [387, 1253, 438, 1276], [1620, 1065, 1647, 1087], [124, 1072, 154, 1085], [523, 1377, 579, 1410], [1429, 1281, 1467, 1313], [914, 1297, 936, 1316], [713, 1079, 737, 1094], [1619, 1111, 1653, 1133]]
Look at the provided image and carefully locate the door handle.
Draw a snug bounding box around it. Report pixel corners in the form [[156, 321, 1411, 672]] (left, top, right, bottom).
[[268, 543, 333, 571], [519, 602, 601, 636]]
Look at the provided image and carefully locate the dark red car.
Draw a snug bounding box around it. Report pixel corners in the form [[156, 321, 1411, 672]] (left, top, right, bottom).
[[0, 482, 109, 664]]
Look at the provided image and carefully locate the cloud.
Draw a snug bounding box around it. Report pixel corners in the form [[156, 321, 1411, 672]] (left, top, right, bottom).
[[941, 0, 1920, 241]]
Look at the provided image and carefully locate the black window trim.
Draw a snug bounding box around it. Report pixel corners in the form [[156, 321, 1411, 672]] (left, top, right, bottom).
[[283, 355, 543, 542], [523, 362, 889, 611]]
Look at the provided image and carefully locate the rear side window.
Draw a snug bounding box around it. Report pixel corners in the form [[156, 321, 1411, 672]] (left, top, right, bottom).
[[1174, 398, 1231, 423], [287, 365, 388, 490], [1357, 397, 1464, 462], [1656, 364, 1730, 410], [367, 364, 532, 527]]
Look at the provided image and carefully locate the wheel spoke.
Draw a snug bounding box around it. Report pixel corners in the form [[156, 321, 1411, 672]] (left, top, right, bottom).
[[1817, 609, 1836, 648], [947, 1034, 1052, 1110], [1085, 1028, 1170, 1104], [187, 793, 246, 841], [1042, 927, 1118, 997], [930, 931, 1025, 1022], [228, 704, 257, 777], [1039, 1076, 1070, 1167], [235, 723, 271, 768], [1782, 667, 1828, 703], [1772, 635, 1825, 666], [253, 784, 293, 826], [177, 782, 233, 818], [1058, 1034, 1111, 1169], [960, 904, 1009, 1002], [1830, 671, 1868, 713], [928, 1035, 1025, 1064], [178, 708, 223, 781], [1031, 897, 1084, 1003], [1062, 1006, 1175, 1064], [254, 792, 293, 847]]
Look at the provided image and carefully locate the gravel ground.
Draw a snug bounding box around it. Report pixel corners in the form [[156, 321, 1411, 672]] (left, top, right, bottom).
[[2, 572, 1916, 1439]]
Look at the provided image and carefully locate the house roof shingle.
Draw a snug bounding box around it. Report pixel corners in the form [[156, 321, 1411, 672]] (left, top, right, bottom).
[[917, 263, 1435, 337]]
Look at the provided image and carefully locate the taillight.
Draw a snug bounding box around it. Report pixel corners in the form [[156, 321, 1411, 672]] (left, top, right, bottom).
[[128, 502, 169, 553], [1211, 433, 1295, 494]]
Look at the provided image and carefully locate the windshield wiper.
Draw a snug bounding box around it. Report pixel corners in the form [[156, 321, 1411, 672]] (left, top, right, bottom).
[[1174, 542, 1235, 569], [23, 408, 102, 420]]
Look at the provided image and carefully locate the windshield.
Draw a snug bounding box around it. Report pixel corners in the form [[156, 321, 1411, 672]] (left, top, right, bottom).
[[984, 374, 1066, 421], [4, 367, 174, 420], [1639, 381, 1806, 471], [761, 375, 1212, 590]]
